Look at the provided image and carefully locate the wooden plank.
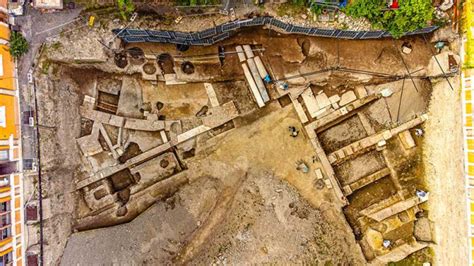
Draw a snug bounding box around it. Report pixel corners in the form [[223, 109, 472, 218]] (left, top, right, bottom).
[[247, 58, 270, 102], [242, 63, 265, 108]]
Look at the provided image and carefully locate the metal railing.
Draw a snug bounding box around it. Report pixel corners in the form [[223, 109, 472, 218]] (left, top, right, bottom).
[[112, 16, 438, 45]]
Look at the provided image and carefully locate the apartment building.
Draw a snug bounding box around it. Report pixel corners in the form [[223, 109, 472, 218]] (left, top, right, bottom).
[[0, 2, 24, 265]]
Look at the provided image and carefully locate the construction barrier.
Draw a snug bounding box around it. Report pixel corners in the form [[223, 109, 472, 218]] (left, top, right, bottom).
[[112, 16, 438, 45]]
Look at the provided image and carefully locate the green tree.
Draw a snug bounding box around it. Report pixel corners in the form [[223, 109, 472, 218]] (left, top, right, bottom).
[[386, 0, 434, 38], [345, 0, 386, 28], [344, 0, 434, 38], [117, 0, 135, 20], [9, 31, 29, 59]]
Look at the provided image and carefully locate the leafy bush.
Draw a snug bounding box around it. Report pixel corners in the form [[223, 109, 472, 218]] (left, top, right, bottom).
[[277, 2, 307, 16], [277, 0, 328, 17], [345, 0, 385, 27], [293, 0, 307, 7], [345, 0, 434, 38], [117, 0, 134, 20], [9, 31, 28, 59], [386, 0, 434, 37]]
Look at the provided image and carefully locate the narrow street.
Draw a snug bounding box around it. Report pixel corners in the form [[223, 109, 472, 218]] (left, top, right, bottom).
[[14, 6, 82, 164]]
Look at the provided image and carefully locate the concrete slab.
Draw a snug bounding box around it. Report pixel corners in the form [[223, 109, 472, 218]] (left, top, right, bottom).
[[243, 44, 254, 58], [177, 125, 211, 143], [355, 86, 368, 98], [315, 93, 331, 109], [329, 95, 340, 104], [160, 130, 168, 143], [292, 99, 309, 124], [204, 83, 219, 107], [235, 45, 246, 62], [117, 76, 144, 119], [339, 90, 357, 106], [315, 168, 324, 179], [241, 63, 264, 108], [254, 56, 269, 79], [301, 88, 320, 118], [246, 58, 270, 102]]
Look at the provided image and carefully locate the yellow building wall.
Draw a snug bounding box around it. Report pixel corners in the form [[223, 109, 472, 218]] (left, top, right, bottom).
[[14, 197, 19, 209], [0, 24, 8, 42], [15, 245, 20, 259], [0, 94, 18, 140], [0, 45, 14, 91], [14, 223, 20, 235]]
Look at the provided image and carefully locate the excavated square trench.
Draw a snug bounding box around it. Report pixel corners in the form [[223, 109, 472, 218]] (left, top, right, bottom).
[[33, 25, 445, 265]]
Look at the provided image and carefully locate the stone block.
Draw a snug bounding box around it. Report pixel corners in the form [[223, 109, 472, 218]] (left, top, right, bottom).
[[329, 94, 340, 104], [316, 93, 331, 109], [339, 90, 357, 106], [315, 168, 324, 179], [414, 217, 433, 242], [355, 86, 368, 98]]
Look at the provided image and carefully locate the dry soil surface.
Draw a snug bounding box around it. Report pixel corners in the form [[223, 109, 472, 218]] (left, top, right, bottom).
[[423, 77, 469, 266], [61, 105, 365, 265]]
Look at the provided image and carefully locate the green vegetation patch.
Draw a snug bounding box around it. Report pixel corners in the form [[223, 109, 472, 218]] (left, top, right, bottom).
[[9, 31, 29, 59], [345, 0, 434, 38], [117, 0, 135, 20]]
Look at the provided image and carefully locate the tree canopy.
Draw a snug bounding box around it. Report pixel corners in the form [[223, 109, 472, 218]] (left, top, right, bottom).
[[117, 0, 135, 20], [9, 31, 29, 59], [345, 0, 434, 38]]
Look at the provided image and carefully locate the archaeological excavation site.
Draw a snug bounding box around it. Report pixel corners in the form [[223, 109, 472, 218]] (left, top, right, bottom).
[[25, 15, 465, 265]]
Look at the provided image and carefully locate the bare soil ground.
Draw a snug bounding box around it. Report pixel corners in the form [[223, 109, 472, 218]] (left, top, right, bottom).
[[319, 114, 368, 153], [61, 106, 365, 265], [422, 78, 469, 266], [334, 151, 387, 185]]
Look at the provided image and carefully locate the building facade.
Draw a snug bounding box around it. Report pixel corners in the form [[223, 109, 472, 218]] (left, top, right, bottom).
[[0, 2, 24, 265]]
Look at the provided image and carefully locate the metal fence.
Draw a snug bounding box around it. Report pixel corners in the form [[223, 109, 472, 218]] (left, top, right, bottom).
[[113, 16, 438, 45]]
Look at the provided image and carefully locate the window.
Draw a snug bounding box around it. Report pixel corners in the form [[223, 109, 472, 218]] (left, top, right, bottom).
[[0, 151, 8, 161], [0, 202, 9, 213], [0, 213, 10, 227], [0, 227, 11, 240], [0, 106, 5, 128], [0, 251, 12, 266]]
